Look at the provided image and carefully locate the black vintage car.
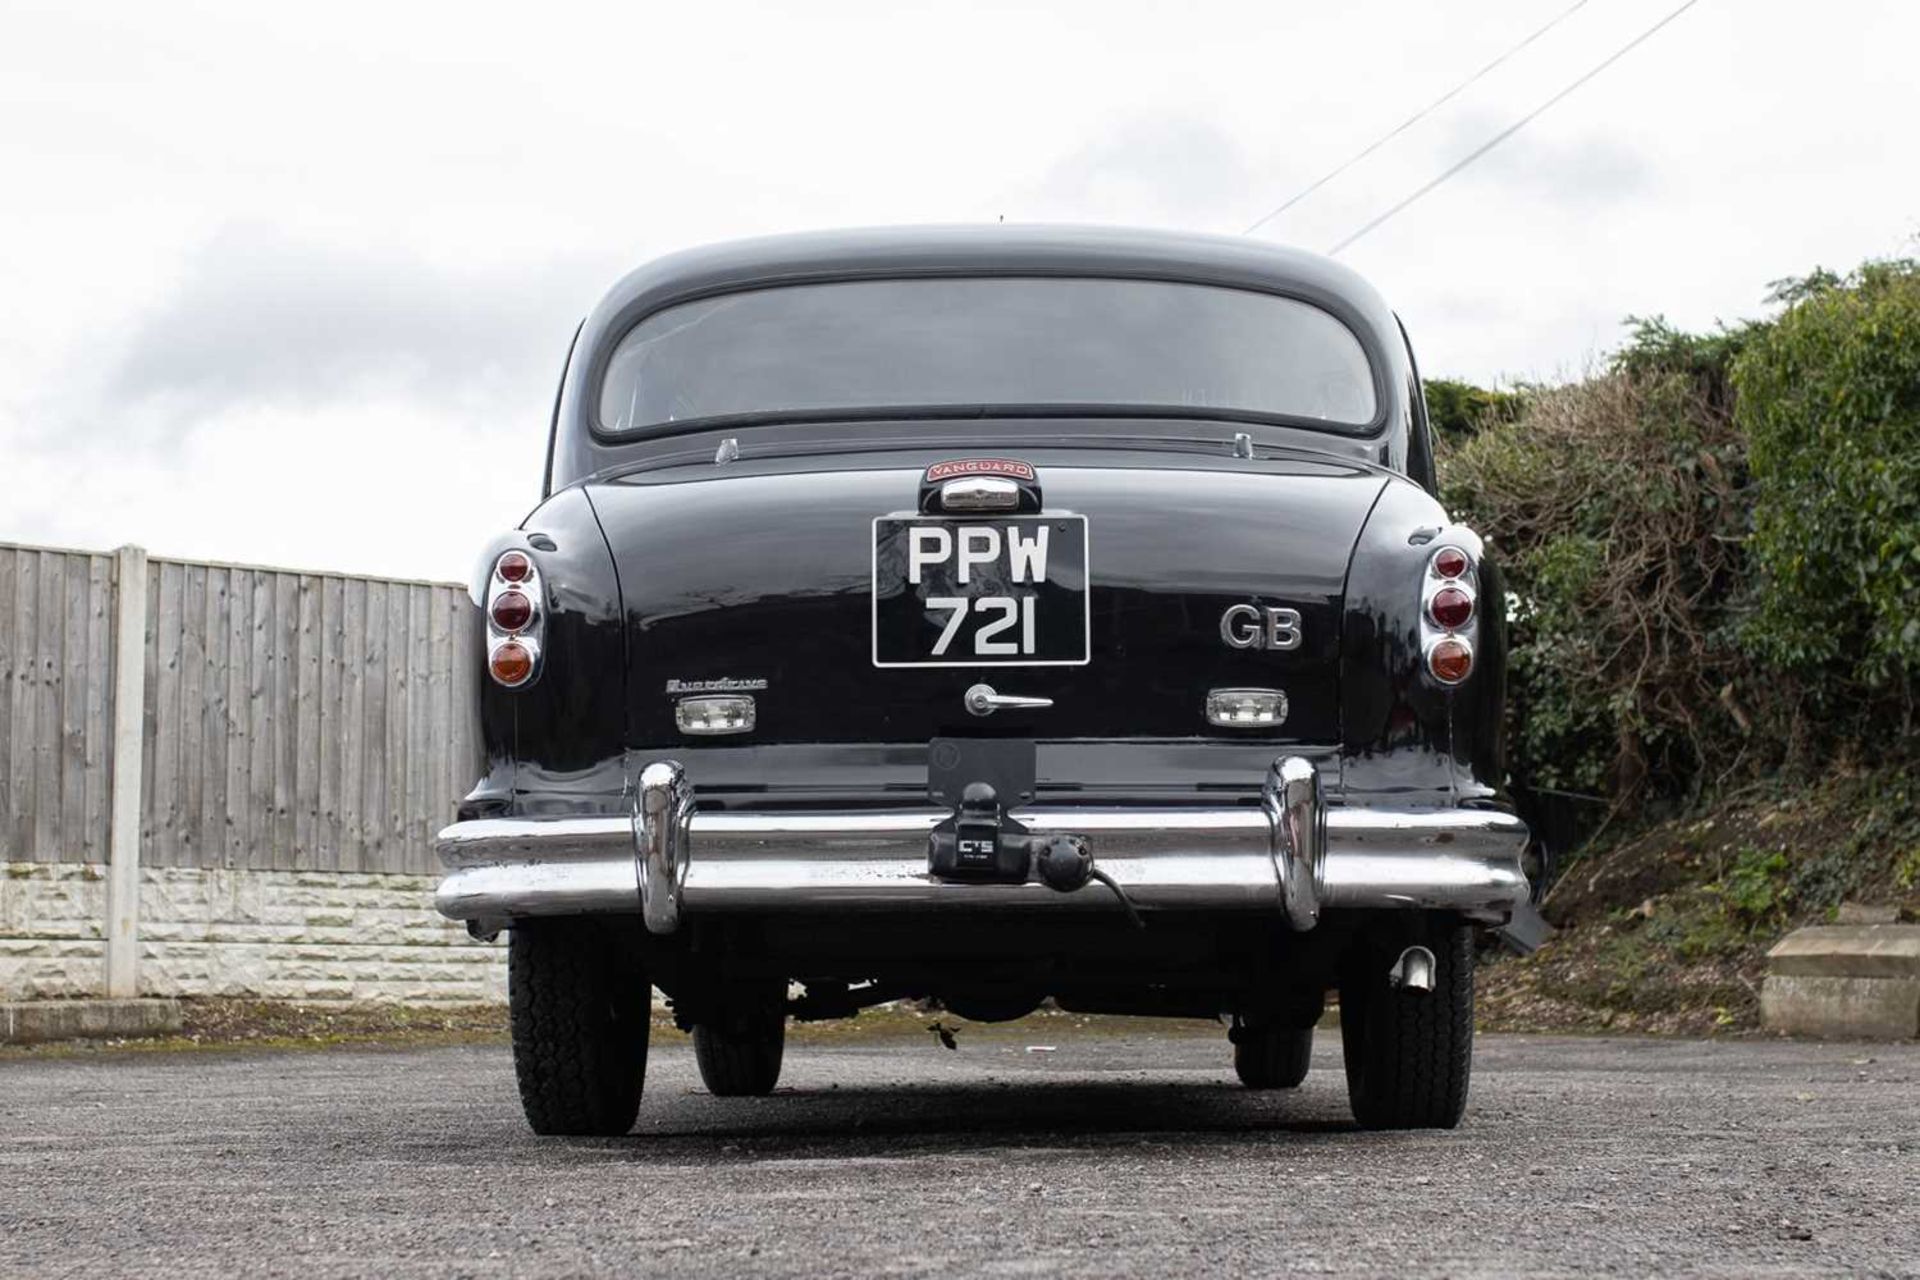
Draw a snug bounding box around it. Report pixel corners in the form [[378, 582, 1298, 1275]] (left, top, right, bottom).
[[435, 225, 1531, 1135]]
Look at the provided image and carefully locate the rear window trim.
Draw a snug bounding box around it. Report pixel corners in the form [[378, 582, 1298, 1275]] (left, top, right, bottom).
[[588, 273, 1392, 442]]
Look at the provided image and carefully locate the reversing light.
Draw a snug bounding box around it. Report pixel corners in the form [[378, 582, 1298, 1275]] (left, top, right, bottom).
[[1427, 636, 1474, 684], [1428, 585, 1474, 630], [1430, 546, 1471, 580], [490, 589, 533, 632], [496, 550, 532, 583], [489, 639, 535, 687], [675, 695, 756, 736], [1206, 687, 1289, 728]]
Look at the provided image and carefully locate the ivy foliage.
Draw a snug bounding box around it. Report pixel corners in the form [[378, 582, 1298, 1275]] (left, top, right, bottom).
[[1732, 260, 1920, 693]]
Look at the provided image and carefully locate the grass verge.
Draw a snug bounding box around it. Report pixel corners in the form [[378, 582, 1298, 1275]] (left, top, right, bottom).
[[1, 997, 1230, 1060]]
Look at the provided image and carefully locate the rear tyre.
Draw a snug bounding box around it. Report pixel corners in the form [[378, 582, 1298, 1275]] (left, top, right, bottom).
[[693, 983, 787, 1097], [508, 920, 650, 1136], [1339, 914, 1474, 1130], [1232, 1021, 1313, 1089]]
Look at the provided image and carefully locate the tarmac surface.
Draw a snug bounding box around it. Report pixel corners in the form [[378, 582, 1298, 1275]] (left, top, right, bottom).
[[2, 1025, 1917, 1278]]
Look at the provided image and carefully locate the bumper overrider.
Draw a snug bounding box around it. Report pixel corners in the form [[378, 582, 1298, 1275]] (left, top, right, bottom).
[[433, 757, 1530, 935]]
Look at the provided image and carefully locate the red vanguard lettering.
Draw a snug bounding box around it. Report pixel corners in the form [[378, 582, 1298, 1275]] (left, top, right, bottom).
[[924, 458, 1036, 484]]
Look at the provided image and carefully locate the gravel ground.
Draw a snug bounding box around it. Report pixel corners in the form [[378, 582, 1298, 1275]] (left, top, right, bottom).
[[2, 1026, 1916, 1278]]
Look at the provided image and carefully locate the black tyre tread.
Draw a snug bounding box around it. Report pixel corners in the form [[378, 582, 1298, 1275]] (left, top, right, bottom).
[[1233, 1024, 1312, 1089], [508, 922, 648, 1136], [1341, 917, 1473, 1130], [693, 1012, 786, 1097]]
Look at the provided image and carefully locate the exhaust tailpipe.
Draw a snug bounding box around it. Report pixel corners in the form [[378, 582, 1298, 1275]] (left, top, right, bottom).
[[1390, 945, 1436, 993]]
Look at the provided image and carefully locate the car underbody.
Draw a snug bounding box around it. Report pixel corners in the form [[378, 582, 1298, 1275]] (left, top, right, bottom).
[[646, 906, 1439, 1030]]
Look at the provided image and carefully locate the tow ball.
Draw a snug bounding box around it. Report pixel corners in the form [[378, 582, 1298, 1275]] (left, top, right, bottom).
[[927, 782, 1145, 928]]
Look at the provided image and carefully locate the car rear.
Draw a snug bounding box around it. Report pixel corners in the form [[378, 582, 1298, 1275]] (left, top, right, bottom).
[[434, 227, 1530, 1135]]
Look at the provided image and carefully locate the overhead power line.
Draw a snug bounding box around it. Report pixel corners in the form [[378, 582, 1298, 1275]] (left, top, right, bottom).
[[1243, 0, 1594, 236], [1324, 0, 1705, 256]]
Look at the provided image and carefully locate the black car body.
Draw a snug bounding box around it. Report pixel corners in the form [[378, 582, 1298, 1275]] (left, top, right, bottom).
[[435, 226, 1531, 1134]]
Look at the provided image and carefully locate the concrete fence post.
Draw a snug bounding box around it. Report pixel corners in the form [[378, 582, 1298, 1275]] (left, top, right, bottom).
[[104, 544, 148, 998]]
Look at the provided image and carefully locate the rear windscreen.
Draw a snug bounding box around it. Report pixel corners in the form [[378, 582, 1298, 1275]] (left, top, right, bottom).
[[598, 277, 1378, 433]]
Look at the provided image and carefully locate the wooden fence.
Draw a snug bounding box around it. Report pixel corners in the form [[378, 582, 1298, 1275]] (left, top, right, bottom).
[[0, 544, 115, 866], [0, 541, 480, 878]]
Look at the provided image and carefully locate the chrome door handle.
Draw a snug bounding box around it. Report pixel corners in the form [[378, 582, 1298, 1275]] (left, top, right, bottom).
[[963, 683, 1054, 717]]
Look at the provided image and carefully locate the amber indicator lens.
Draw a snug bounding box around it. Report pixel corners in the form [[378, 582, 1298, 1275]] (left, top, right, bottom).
[[1429, 585, 1474, 630], [489, 640, 534, 686], [1431, 546, 1470, 579], [490, 589, 533, 632], [1428, 636, 1474, 684], [496, 550, 532, 582]]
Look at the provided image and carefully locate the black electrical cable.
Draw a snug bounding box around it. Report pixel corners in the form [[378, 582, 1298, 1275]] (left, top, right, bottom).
[[1243, 0, 1595, 236], [1089, 867, 1146, 930], [1324, 0, 1706, 256]]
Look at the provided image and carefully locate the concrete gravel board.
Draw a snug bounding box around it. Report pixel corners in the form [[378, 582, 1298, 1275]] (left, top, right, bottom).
[[0, 997, 182, 1043]]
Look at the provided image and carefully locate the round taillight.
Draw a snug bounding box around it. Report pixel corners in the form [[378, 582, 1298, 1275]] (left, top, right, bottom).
[[1431, 546, 1471, 580], [490, 589, 533, 632], [1428, 636, 1474, 684], [1429, 585, 1474, 630], [490, 640, 534, 686], [497, 550, 532, 583]]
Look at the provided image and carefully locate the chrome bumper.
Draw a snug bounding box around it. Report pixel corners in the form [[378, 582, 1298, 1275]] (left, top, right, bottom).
[[435, 756, 1529, 934]]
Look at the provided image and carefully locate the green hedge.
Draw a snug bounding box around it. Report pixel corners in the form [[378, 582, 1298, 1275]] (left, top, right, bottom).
[[1734, 261, 1920, 694], [1435, 258, 1920, 806]]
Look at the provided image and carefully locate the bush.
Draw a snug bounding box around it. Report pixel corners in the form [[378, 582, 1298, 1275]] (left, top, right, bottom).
[[1733, 260, 1920, 711], [1438, 258, 1920, 813], [1611, 315, 1749, 417], [1424, 377, 1527, 443], [1441, 366, 1748, 799]]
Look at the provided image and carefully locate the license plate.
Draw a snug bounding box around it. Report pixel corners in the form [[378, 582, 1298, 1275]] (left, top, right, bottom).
[[871, 515, 1090, 668]]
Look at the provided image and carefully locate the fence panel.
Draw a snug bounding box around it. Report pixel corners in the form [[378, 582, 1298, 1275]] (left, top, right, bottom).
[[138, 556, 479, 874], [0, 544, 118, 863]]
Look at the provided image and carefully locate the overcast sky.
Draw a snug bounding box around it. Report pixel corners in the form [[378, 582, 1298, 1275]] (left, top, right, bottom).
[[1, 0, 1912, 581]]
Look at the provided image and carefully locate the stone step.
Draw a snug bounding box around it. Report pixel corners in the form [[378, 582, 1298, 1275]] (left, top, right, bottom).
[[1761, 925, 1919, 1040]]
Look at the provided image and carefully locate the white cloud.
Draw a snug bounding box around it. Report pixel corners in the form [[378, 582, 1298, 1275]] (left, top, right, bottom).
[[0, 0, 1913, 579], [98, 223, 609, 429], [1003, 116, 1261, 227]]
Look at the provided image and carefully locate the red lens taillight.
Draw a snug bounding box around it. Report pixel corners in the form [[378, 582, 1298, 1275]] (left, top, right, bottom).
[[1423, 542, 1477, 685], [490, 589, 533, 632], [1428, 636, 1474, 684], [1431, 546, 1470, 580], [489, 640, 534, 687], [496, 550, 532, 583], [487, 550, 542, 687], [1429, 585, 1474, 630]]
